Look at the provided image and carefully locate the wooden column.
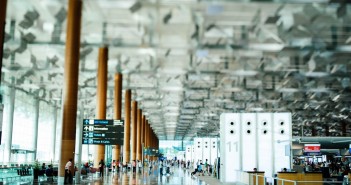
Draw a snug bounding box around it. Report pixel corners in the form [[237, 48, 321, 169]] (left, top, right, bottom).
[[144, 119, 148, 161], [113, 73, 122, 163], [145, 120, 149, 148], [136, 109, 142, 160], [94, 47, 108, 167], [59, 0, 82, 177], [151, 131, 154, 161], [141, 115, 145, 163], [141, 115, 145, 147], [146, 120, 150, 161], [131, 101, 137, 161], [123, 89, 131, 164], [0, 0, 7, 79]]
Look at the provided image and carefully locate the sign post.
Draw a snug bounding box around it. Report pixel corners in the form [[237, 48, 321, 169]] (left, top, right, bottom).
[[82, 119, 124, 145]]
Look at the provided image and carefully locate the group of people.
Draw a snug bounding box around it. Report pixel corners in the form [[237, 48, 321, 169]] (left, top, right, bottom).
[[191, 159, 211, 177], [38, 162, 54, 182]]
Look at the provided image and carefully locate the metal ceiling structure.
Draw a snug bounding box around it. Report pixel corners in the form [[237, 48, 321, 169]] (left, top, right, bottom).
[[2, 0, 351, 141]]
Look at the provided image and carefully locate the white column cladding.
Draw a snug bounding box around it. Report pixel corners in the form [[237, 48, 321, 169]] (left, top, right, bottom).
[[202, 138, 211, 163], [33, 96, 40, 161], [52, 105, 58, 161], [273, 112, 292, 172], [191, 145, 195, 163], [220, 113, 240, 183], [210, 138, 218, 165], [185, 145, 192, 163], [4, 78, 16, 163], [257, 113, 273, 176], [220, 112, 292, 183], [241, 113, 257, 171], [194, 137, 203, 163]]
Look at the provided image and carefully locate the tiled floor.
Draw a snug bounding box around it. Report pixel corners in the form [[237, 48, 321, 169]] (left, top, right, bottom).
[[3, 166, 244, 185]]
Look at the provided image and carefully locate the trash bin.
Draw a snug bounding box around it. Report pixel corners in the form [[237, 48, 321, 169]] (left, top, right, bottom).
[[343, 175, 350, 185]]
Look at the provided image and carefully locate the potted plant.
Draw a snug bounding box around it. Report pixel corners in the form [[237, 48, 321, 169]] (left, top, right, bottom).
[[33, 159, 40, 180]]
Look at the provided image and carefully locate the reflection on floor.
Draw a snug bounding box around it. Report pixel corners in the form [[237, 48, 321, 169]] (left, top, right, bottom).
[[3, 165, 241, 185]]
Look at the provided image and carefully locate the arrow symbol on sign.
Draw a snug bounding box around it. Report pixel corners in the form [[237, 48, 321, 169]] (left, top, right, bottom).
[[84, 133, 89, 137], [84, 126, 89, 131], [84, 119, 89, 124]]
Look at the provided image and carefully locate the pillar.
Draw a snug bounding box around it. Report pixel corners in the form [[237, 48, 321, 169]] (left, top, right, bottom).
[[341, 121, 347, 137], [311, 126, 316, 136], [0, 0, 7, 80], [94, 47, 108, 167], [325, 125, 329, 136], [141, 115, 145, 164], [59, 0, 82, 177], [4, 78, 15, 163], [145, 120, 149, 160], [113, 73, 122, 163], [52, 104, 58, 161], [131, 101, 137, 161], [136, 109, 142, 160], [33, 96, 40, 160], [123, 89, 131, 164], [145, 120, 149, 149]]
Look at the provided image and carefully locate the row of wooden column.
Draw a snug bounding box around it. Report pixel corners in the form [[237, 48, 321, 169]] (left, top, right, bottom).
[[0, 0, 159, 176], [94, 59, 155, 166]]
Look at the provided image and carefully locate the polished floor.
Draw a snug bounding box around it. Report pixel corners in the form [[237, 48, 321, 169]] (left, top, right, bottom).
[[3, 165, 241, 185]]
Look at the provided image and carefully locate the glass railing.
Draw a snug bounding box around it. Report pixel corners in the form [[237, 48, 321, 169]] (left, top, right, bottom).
[[0, 167, 34, 184]]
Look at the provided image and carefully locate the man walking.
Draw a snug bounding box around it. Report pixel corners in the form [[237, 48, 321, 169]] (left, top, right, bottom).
[[64, 158, 73, 184]]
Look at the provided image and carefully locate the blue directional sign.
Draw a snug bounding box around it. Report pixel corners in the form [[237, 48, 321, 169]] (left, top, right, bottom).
[[82, 119, 124, 145]]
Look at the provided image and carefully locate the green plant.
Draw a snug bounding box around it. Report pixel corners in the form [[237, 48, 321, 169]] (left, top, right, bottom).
[[33, 159, 40, 170]]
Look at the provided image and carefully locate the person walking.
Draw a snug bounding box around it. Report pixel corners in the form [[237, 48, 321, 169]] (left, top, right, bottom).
[[138, 160, 142, 173], [64, 158, 73, 184], [99, 159, 105, 177], [112, 160, 116, 172]]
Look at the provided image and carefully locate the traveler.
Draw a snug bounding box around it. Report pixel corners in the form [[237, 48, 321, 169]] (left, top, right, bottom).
[[99, 159, 105, 177], [64, 158, 73, 184]]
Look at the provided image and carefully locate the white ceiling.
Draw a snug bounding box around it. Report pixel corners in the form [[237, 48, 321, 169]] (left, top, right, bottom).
[[2, 0, 351, 140]]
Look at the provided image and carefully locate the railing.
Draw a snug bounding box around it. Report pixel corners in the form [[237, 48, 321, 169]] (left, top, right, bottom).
[[0, 167, 34, 183]]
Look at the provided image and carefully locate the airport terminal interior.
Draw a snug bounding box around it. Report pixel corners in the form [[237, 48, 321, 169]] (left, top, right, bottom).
[[0, 0, 351, 184]]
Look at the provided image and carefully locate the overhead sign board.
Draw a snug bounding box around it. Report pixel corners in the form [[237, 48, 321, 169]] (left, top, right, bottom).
[[349, 144, 351, 154], [82, 119, 124, 145], [304, 144, 321, 152], [144, 147, 159, 156]]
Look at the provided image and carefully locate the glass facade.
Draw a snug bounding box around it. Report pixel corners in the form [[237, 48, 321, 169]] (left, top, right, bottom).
[[0, 85, 60, 165]]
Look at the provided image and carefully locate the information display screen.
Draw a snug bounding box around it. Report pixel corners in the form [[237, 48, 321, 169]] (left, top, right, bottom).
[[82, 119, 124, 145]]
